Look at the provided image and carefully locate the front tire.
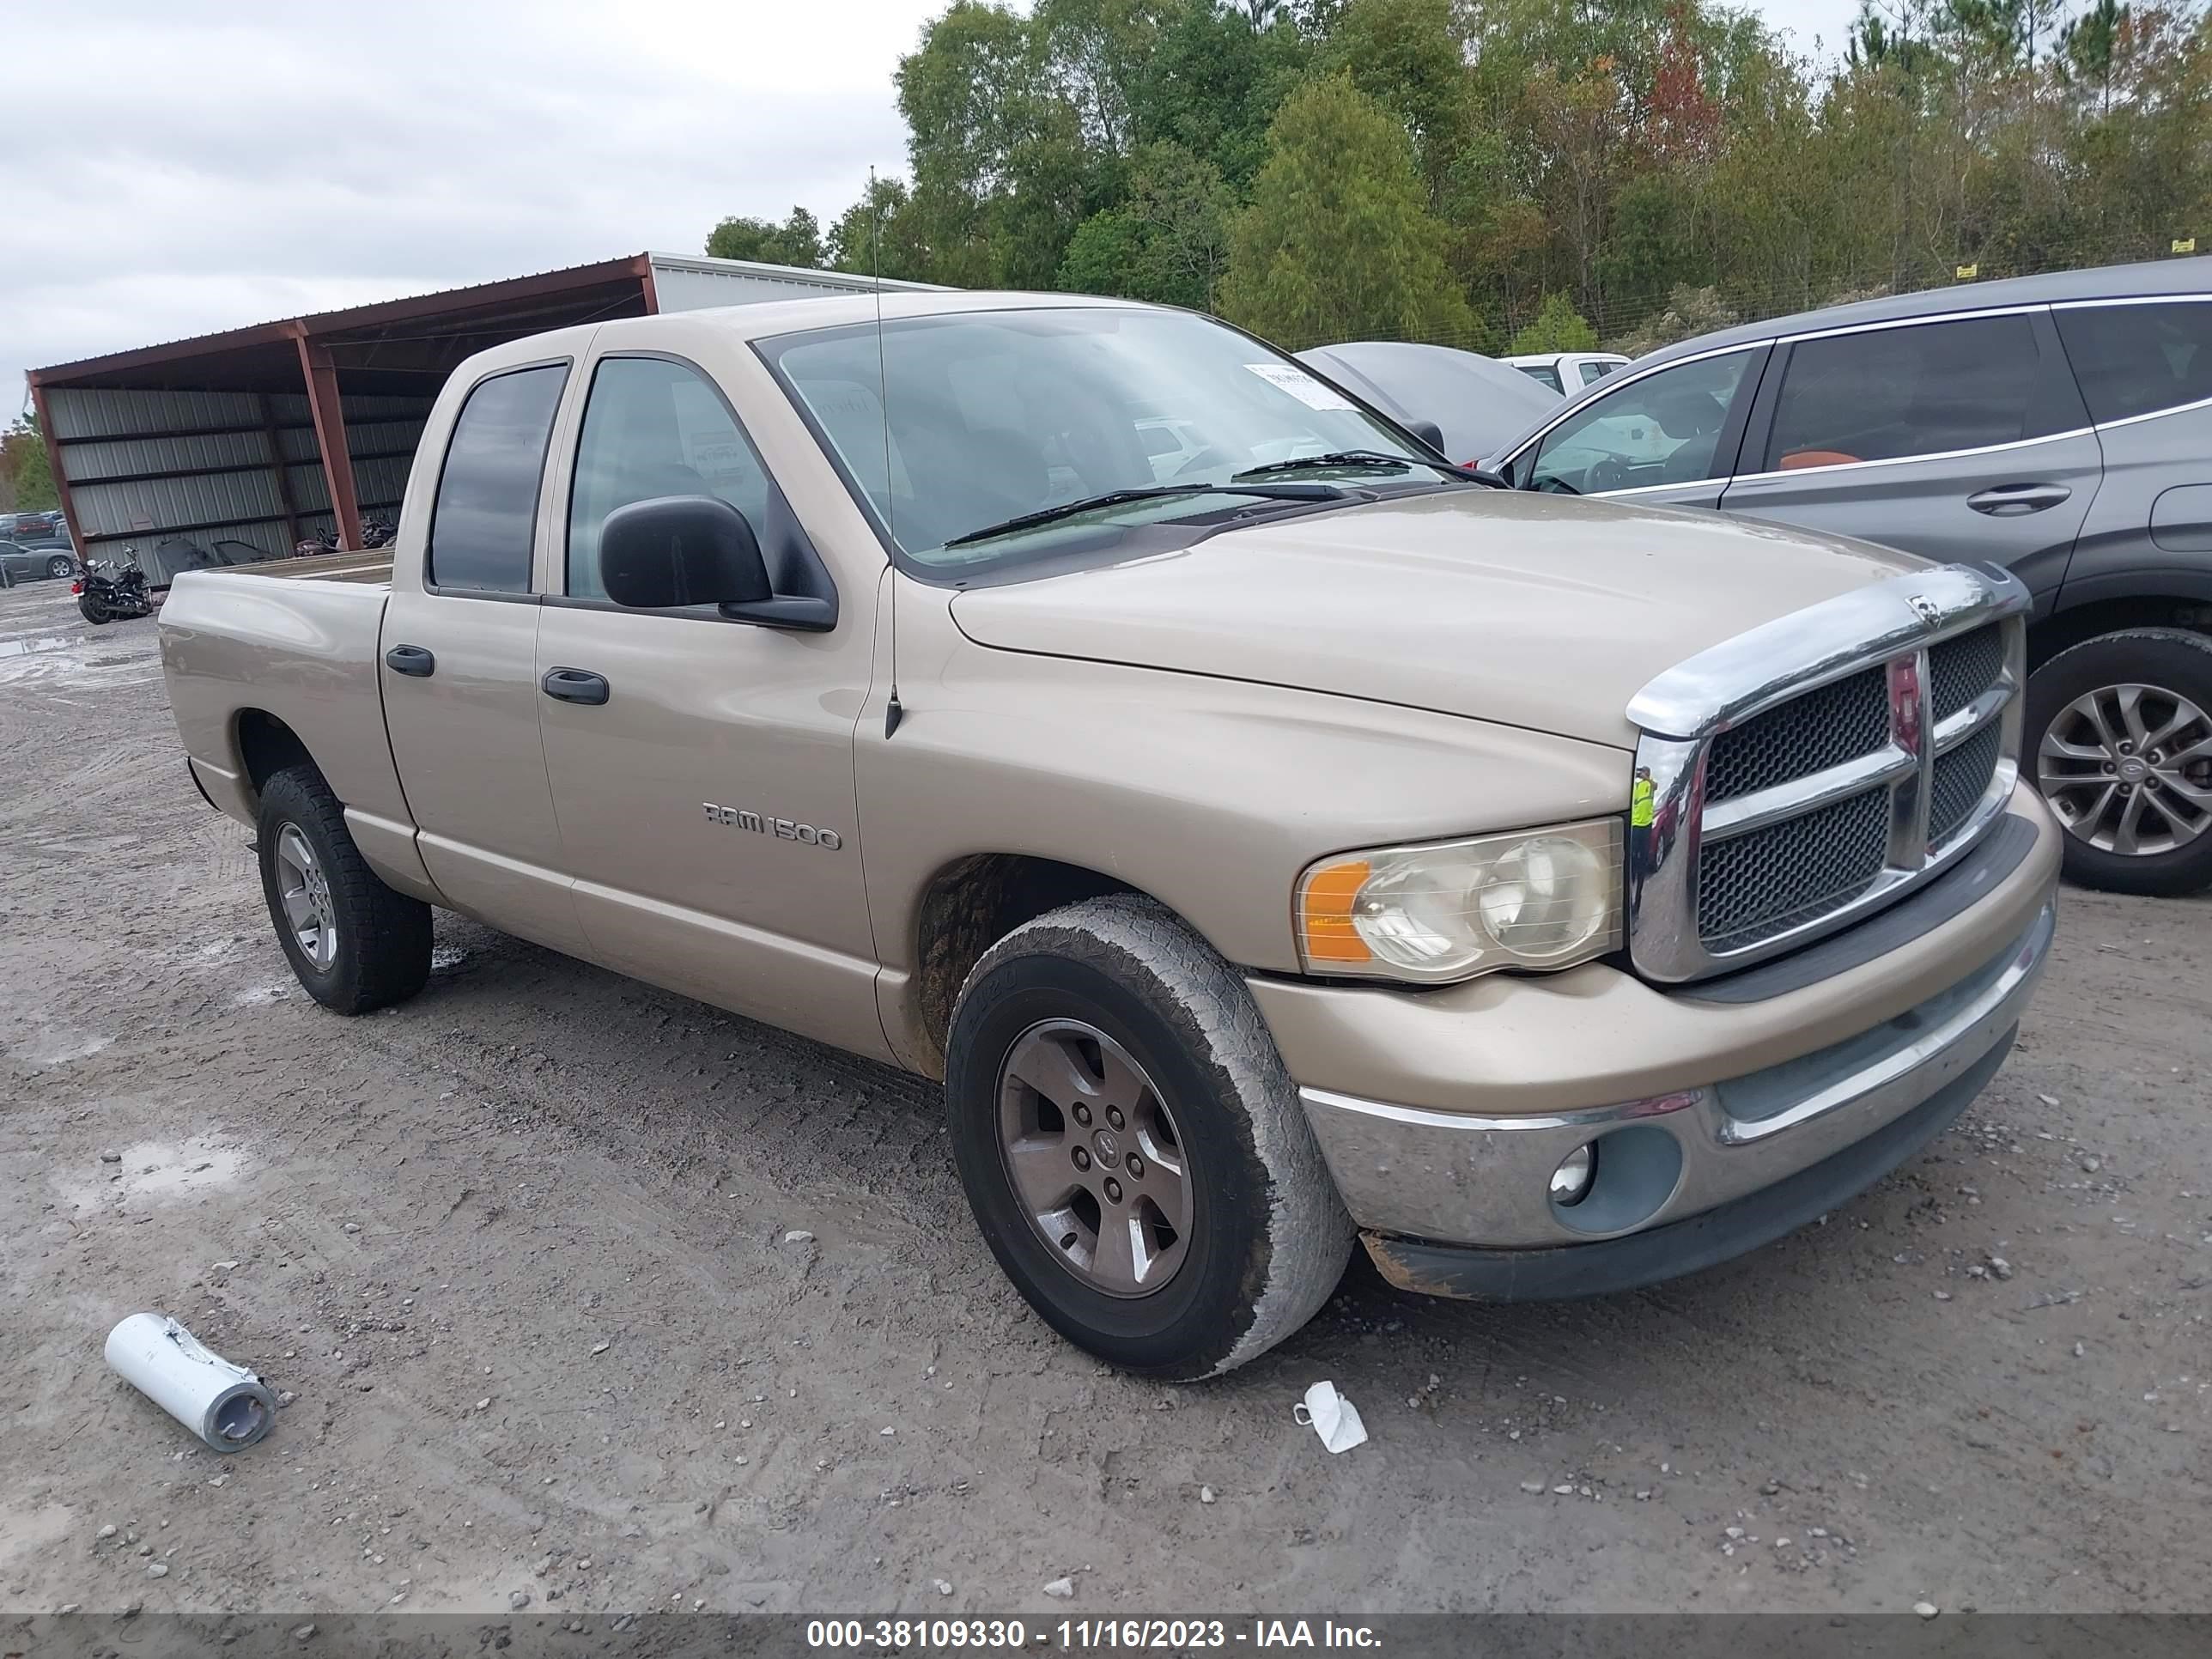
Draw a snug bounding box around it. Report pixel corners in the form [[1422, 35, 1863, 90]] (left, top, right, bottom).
[[46, 555, 74, 580], [945, 896, 1353, 1379], [256, 766, 432, 1013], [2028, 629, 2212, 896]]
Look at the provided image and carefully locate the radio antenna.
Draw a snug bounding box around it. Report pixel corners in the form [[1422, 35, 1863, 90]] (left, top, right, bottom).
[[873, 165, 902, 739]]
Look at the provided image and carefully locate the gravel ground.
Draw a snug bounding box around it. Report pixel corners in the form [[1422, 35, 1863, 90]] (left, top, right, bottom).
[[3, 575, 2209, 1617]]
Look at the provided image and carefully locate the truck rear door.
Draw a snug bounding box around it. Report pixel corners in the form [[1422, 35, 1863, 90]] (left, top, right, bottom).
[[379, 356, 592, 957]]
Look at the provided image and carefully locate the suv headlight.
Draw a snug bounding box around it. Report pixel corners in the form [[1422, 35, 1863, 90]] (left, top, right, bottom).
[[1296, 819, 1624, 984]]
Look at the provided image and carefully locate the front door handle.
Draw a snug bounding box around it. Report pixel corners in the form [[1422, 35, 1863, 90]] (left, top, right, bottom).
[[1967, 482, 2071, 517], [385, 643, 435, 678], [541, 666, 610, 706]]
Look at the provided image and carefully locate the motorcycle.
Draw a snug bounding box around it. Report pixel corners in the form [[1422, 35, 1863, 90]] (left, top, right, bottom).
[[360, 515, 398, 549], [73, 554, 153, 625]]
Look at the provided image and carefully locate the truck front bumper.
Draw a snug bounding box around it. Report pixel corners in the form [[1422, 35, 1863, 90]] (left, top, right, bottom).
[[1248, 789, 2060, 1299]]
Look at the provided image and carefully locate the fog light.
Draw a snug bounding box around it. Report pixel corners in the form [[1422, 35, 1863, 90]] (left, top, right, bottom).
[[1549, 1142, 1598, 1207]]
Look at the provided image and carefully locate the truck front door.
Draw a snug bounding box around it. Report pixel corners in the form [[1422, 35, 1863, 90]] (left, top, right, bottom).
[[380, 358, 592, 957], [532, 347, 885, 1058]]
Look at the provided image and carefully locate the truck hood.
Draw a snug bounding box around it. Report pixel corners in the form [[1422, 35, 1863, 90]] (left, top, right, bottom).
[[948, 490, 1922, 749]]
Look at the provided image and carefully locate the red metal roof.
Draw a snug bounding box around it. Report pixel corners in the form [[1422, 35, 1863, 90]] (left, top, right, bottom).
[[31, 253, 655, 386]]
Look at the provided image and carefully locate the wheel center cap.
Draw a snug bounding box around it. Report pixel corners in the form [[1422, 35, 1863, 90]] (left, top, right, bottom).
[[1091, 1129, 1121, 1167], [2118, 757, 2148, 782]]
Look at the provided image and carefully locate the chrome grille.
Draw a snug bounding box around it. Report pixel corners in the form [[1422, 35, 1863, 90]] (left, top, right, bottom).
[[1626, 566, 2029, 984], [1929, 629, 2006, 725], [1931, 723, 2002, 843], [1704, 667, 1889, 803], [1697, 788, 1891, 950]]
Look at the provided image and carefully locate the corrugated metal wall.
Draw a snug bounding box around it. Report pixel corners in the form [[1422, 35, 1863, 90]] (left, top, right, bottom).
[[45, 386, 430, 558]]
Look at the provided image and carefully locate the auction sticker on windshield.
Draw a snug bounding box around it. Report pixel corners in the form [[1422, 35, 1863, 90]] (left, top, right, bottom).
[[1243, 362, 1355, 410]]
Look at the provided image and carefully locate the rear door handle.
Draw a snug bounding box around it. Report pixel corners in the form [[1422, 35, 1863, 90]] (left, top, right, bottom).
[[1967, 483, 2070, 516], [541, 666, 610, 706], [385, 643, 435, 678]]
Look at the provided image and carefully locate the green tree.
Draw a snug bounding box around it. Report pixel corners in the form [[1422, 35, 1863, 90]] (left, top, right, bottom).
[[704, 208, 824, 268], [2061, 0, 2129, 112], [1320, 0, 1473, 204], [1, 416, 57, 513], [1507, 290, 1600, 352], [1055, 141, 1236, 307], [827, 176, 937, 280], [1217, 74, 1478, 347]]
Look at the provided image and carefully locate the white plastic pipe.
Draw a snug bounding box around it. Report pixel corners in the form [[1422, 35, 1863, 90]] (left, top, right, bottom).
[[105, 1313, 276, 1452]]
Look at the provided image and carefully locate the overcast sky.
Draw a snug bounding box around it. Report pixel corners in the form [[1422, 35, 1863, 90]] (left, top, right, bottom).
[[7, 0, 1860, 411]]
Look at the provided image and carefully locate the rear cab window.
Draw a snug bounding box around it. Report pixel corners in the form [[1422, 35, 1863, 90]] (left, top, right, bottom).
[[2053, 300, 2212, 423], [1763, 313, 2069, 471], [427, 363, 569, 593]]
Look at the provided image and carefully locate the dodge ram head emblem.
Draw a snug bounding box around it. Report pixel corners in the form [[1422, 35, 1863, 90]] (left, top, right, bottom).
[[702, 802, 843, 850], [1908, 594, 1944, 625]]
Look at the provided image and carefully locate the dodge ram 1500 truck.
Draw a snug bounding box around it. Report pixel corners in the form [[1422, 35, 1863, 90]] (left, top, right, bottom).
[[160, 291, 2060, 1378]]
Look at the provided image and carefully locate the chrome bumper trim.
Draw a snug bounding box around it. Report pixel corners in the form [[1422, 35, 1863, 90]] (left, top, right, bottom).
[[1298, 902, 2055, 1250]]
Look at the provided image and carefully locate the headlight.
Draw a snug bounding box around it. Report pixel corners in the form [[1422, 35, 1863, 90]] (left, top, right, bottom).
[[1296, 819, 1624, 983]]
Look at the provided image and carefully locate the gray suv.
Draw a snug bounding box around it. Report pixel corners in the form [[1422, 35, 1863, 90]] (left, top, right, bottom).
[[1486, 258, 2212, 896]]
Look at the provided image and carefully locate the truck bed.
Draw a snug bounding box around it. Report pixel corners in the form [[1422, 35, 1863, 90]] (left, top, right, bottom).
[[159, 553, 410, 840], [206, 549, 396, 587]]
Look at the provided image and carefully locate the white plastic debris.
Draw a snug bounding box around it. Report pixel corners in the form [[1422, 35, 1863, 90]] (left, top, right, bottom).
[[1292, 1380, 1367, 1454], [105, 1313, 276, 1453]]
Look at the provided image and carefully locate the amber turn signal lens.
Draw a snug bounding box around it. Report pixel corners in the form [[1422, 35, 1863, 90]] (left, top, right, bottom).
[[1298, 859, 1373, 963]]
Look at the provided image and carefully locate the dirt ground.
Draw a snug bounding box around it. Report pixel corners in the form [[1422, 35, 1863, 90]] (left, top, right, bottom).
[[3, 574, 2208, 1619]]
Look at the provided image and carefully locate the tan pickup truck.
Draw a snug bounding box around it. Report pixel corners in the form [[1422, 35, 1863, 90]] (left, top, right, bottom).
[[160, 291, 2059, 1377]]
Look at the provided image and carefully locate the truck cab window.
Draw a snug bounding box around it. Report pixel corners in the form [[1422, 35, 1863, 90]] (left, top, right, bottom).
[[427, 363, 568, 593], [1529, 350, 1750, 494], [567, 356, 776, 599]]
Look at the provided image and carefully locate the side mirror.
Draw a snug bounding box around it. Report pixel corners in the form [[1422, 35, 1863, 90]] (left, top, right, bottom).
[[599, 495, 770, 611], [1407, 418, 1447, 454]]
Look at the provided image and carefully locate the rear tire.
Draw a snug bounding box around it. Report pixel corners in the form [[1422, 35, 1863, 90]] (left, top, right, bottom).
[[46, 555, 74, 580], [945, 895, 1353, 1379], [256, 766, 432, 1013], [78, 593, 110, 624], [2027, 629, 2212, 896]]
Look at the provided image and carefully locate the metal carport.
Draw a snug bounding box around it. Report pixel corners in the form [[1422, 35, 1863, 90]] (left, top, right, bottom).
[[28, 252, 936, 572]]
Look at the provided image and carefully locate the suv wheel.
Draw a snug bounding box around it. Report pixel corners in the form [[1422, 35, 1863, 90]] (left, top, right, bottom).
[[256, 765, 433, 1012], [2028, 628, 2212, 895], [945, 895, 1353, 1379]]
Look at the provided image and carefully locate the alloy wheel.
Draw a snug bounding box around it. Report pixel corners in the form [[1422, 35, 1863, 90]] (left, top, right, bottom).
[[995, 1018, 1193, 1297], [274, 823, 339, 971], [2037, 681, 2212, 855]]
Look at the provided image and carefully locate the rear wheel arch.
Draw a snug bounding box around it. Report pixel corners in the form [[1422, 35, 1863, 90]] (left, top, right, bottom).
[[234, 709, 317, 805]]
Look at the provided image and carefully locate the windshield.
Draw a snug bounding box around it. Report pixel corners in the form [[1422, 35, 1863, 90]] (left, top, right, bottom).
[[758, 307, 1454, 568]]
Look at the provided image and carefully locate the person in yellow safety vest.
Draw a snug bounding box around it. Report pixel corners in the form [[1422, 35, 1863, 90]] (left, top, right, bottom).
[[1629, 765, 1656, 911]]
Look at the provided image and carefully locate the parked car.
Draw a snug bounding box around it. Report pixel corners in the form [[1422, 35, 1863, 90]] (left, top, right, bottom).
[[1484, 258, 2212, 896], [0, 537, 78, 583], [159, 292, 2056, 1377], [1296, 340, 1560, 466], [1504, 351, 1629, 392]]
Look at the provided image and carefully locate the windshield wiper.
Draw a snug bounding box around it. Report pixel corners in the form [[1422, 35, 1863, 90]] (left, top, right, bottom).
[[942, 482, 1347, 549], [1234, 449, 1512, 487]]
